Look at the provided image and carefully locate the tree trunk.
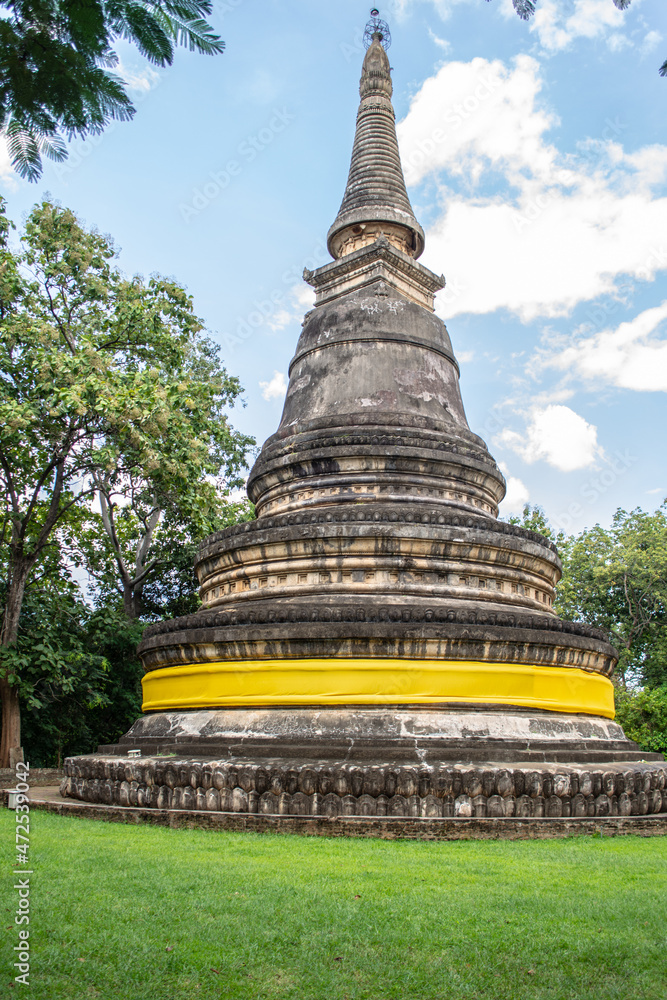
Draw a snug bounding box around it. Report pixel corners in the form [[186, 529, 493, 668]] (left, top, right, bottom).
[[0, 563, 30, 768], [0, 678, 21, 768], [123, 583, 141, 620]]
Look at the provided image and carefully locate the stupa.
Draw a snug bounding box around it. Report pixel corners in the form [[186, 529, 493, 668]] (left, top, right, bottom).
[[63, 14, 666, 825]]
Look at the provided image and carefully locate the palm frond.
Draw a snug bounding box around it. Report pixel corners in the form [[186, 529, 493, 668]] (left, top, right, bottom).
[[38, 133, 68, 163], [513, 0, 536, 20], [5, 119, 44, 182]]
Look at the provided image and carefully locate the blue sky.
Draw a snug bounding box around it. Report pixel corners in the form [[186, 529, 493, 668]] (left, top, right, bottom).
[[2, 0, 666, 533]]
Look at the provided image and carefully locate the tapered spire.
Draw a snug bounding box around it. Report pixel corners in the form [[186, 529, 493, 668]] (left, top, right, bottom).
[[327, 25, 425, 260]]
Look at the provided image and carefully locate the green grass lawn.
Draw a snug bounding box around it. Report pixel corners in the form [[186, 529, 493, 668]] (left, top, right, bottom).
[[2, 811, 666, 1000]]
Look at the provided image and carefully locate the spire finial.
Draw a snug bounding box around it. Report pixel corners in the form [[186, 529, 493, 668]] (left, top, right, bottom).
[[364, 9, 391, 50], [326, 10, 424, 261]]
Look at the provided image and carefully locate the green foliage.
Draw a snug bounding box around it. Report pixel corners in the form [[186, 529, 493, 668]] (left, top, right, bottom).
[[19, 603, 145, 768], [0, 196, 253, 758], [614, 686, 667, 755], [137, 495, 255, 619], [78, 488, 255, 619], [5, 813, 667, 1000], [0, 550, 145, 766], [0, 1, 224, 180], [502, 503, 667, 688], [0, 194, 252, 609], [504, 503, 565, 545], [556, 504, 667, 686]]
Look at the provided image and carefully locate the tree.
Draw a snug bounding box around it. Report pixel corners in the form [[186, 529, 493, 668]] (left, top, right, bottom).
[[13, 491, 254, 765], [0, 198, 253, 766], [4, 558, 145, 767], [614, 686, 667, 755], [0, 1, 224, 181], [79, 484, 254, 620], [505, 503, 667, 688], [490, 0, 666, 77], [504, 503, 565, 546], [556, 504, 667, 688]]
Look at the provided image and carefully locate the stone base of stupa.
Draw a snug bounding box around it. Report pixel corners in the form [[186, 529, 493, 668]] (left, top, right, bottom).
[[60, 705, 667, 823]]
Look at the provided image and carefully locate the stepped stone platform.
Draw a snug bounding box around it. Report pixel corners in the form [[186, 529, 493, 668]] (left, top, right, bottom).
[[10, 785, 667, 839], [61, 754, 667, 824]]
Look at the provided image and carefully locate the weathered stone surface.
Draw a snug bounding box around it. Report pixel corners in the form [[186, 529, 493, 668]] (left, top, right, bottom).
[[503, 796, 516, 817], [231, 788, 248, 813], [495, 770, 514, 797], [358, 794, 377, 816], [341, 795, 358, 817], [18, 785, 667, 839], [119, 781, 130, 807], [322, 793, 342, 817], [61, 756, 667, 822], [290, 792, 310, 816], [421, 794, 441, 818], [219, 788, 233, 811], [463, 771, 483, 798], [473, 795, 487, 818], [259, 791, 277, 814], [487, 795, 504, 818], [546, 795, 562, 818], [206, 788, 220, 811], [455, 794, 472, 817], [299, 768, 318, 795], [137, 785, 150, 808]]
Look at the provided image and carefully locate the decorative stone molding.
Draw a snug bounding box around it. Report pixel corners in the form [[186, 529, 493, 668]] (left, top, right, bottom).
[[62, 757, 667, 820], [304, 238, 445, 310]]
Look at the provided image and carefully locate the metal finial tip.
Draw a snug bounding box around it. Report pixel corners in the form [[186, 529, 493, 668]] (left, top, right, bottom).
[[364, 10, 391, 50]]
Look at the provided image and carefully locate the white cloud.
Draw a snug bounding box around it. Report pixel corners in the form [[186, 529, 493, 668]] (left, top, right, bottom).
[[642, 30, 663, 54], [400, 56, 558, 189], [427, 27, 451, 52], [260, 370, 287, 400], [402, 0, 639, 56], [117, 60, 160, 95], [496, 404, 601, 471], [513, 0, 626, 52], [540, 301, 667, 391], [0, 138, 19, 189], [266, 283, 315, 332], [397, 55, 667, 321], [498, 463, 530, 514]]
